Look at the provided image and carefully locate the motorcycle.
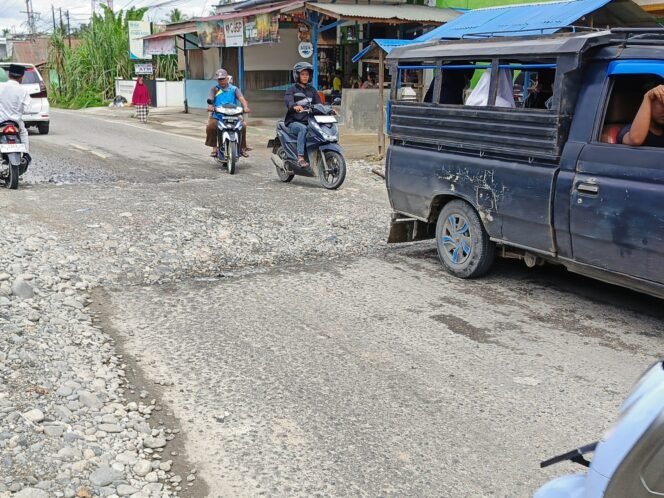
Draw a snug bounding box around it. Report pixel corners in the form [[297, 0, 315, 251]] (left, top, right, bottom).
[[534, 360, 664, 498], [268, 94, 346, 190], [0, 120, 30, 190], [213, 103, 244, 175]]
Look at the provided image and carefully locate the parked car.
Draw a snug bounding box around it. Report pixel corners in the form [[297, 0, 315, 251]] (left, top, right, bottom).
[[0, 63, 50, 134], [385, 29, 664, 299]]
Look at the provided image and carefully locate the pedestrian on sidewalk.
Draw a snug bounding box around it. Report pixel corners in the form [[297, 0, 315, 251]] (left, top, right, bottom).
[[131, 76, 151, 123]]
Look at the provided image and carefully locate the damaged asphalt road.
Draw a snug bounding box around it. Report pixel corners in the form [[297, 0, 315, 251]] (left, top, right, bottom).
[[1, 109, 662, 497]]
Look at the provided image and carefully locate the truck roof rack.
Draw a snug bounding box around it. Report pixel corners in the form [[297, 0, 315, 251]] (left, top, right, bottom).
[[611, 27, 664, 46]]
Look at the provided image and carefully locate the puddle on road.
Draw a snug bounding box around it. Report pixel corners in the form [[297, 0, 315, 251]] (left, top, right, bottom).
[[431, 313, 503, 346]]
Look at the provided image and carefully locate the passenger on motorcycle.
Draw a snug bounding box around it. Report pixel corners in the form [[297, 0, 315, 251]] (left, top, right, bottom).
[[0, 64, 31, 152], [284, 62, 321, 168], [205, 68, 251, 158]]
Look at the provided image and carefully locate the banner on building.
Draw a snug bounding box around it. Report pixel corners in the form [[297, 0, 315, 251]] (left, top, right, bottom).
[[129, 21, 151, 60], [224, 19, 244, 47], [243, 13, 279, 45], [196, 21, 225, 48], [144, 36, 176, 56]]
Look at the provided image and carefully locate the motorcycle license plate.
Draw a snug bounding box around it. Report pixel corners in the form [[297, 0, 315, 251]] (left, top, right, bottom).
[[314, 115, 337, 124], [0, 143, 26, 153]]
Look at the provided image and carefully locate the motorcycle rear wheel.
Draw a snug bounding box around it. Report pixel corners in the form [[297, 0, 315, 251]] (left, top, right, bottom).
[[319, 151, 346, 190], [4, 163, 18, 190]]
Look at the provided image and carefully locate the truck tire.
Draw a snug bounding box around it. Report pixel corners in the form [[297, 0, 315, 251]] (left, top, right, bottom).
[[38, 124, 49, 135], [435, 200, 495, 278]]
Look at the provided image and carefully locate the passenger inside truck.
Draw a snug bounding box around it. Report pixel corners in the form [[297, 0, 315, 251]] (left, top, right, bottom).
[[600, 74, 664, 146], [423, 63, 475, 105], [524, 69, 555, 109]]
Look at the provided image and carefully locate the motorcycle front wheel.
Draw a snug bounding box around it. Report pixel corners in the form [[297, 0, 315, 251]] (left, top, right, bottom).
[[275, 147, 294, 183], [319, 151, 346, 190], [226, 141, 237, 175]]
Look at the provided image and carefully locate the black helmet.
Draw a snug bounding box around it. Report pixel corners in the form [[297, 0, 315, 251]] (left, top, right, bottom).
[[293, 62, 313, 83]]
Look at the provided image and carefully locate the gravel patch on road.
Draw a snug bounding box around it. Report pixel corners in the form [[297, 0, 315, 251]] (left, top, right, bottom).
[[0, 223, 201, 497]]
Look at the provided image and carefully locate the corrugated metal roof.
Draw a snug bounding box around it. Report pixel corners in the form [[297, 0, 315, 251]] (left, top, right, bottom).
[[306, 3, 460, 24], [416, 0, 614, 40], [198, 0, 303, 21], [11, 38, 49, 66], [352, 38, 416, 62]]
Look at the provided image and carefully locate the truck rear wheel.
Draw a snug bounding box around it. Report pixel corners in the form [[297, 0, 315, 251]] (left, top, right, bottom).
[[435, 200, 495, 278]]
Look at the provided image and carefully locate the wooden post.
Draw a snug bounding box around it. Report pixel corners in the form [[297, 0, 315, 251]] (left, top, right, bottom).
[[378, 48, 385, 157]]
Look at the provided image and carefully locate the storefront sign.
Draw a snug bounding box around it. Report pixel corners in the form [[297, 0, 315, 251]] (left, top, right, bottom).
[[128, 21, 151, 60], [144, 36, 176, 56], [196, 21, 225, 48], [243, 13, 279, 45], [298, 42, 313, 58], [224, 19, 244, 47], [297, 23, 310, 42], [134, 63, 153, 75]]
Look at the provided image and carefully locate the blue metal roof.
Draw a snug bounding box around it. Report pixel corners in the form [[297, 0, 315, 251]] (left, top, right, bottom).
[[416, 0, 612, 41], [352, 39, 416, 63]]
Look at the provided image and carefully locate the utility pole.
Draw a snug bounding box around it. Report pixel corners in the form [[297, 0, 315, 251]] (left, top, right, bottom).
[[107, 0, 113, 11], [59, 8, 64, 33], [51, 4, 57, 31], [66, 10, 71, 48], [22, 0, 37, 36]]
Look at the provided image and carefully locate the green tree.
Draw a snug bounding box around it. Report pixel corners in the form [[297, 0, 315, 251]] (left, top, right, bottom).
[[1, 28, 11, 37], [165, 8, 187, 23], [48, 6, 150, 108]]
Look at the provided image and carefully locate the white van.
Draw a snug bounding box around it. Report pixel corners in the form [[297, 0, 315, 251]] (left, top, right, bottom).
[[0, 63, 50, 134]]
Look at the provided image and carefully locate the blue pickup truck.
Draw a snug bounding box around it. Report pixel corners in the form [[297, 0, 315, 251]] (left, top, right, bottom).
[[385, 29, 664, 298]]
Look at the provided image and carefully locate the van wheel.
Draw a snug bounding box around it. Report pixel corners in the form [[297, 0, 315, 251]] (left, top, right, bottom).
[[38, 124, 49, 135], [435, 200, 495, 278]]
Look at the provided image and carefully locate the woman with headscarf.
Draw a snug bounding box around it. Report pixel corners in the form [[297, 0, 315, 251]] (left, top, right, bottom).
[[131, 75, 151, 123], [465, 68, 515, 108]]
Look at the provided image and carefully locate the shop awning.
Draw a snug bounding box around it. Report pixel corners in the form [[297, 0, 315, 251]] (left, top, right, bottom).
[[416, 0, 657, 41], [352, 39, 417, 63], [305, 3, 460, 25], [142, 24, 197, 41]]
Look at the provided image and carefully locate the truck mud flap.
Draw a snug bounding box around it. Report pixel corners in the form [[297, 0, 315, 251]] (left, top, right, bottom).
[[388, 216, 435, 244]]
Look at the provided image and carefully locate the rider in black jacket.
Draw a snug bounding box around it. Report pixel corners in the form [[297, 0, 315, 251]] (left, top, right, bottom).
[[284, 62, 321, 168]]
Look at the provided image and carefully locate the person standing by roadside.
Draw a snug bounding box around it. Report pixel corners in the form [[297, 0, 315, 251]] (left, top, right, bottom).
[[205, 68, 251, 158], [0, 64, 31, 152], [131, 75, 151, 123]]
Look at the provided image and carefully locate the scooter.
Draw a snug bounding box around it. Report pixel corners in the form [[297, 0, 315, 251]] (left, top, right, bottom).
[[534, 360, 664, 498], [0, 120, 30, 190], [268, 94, 346, 190], [214, 103, 244, 175]]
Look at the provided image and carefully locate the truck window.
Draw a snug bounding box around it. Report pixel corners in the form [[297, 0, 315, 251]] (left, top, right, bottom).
[[409, 63, 556, 109], [600, 74, 664, 147]]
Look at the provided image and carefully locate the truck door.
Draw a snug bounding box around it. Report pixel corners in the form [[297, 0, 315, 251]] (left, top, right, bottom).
[[570, 61, 664, 283]]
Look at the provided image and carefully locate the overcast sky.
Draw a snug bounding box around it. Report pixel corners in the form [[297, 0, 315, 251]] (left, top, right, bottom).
[[0, 0, 215, 35]]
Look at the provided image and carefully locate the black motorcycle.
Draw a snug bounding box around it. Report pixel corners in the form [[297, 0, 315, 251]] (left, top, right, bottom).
[[0, 121, 30, 189], [268, 95, 346, 190]]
